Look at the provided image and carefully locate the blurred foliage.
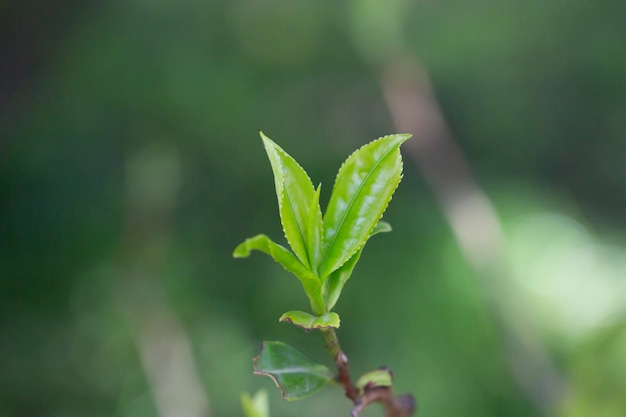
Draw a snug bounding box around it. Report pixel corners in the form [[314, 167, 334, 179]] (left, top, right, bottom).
[[1, 1, 625, 417]]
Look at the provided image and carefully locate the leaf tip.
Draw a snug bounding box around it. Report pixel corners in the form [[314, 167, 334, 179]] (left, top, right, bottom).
[[259, 130, 273, 144], [233, 242, 250, 258], [387, 133, 412, 144]]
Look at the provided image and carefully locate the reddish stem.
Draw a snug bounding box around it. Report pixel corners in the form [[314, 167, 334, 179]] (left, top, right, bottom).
[[321, 328, 415, 417]]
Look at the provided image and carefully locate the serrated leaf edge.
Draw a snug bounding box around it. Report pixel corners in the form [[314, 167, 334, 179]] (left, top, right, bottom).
[[320, 134, 410, 278], [261, 132, 316, 269]]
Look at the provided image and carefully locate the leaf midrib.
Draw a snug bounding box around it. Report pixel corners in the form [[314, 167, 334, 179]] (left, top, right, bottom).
[[283, 184, 310, 267], [279, 149, 318, 271], [320, 145, 397, 277], [262, 366, 329, 376]]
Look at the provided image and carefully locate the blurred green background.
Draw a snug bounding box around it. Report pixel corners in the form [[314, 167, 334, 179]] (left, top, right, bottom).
[[1, 1, 625, 416]]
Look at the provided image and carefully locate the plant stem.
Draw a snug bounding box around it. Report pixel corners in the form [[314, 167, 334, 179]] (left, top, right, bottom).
[[321, 327, 416, 417], [321, 327, 359, 401]]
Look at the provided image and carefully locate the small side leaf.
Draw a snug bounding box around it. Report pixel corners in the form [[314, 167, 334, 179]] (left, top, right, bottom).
[[261, 132, 317, 270], [233, 234, 324, 314], [254, 341, 334, 401], [324, 221, 393, 310], [355, 368, 393, 394], [324, 248, 362, 311], [371, 220, 392, 235], [320, 134, 411, 279], [279, 311, 340, 331], [241, 390, 269, 417]]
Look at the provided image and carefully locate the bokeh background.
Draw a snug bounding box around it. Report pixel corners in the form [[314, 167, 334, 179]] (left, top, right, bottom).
[[2, 1, 626, 416]]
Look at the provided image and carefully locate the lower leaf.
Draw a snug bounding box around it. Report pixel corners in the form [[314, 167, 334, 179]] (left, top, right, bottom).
[[279, 311, 340, 331], [254, 341, 334, 401]]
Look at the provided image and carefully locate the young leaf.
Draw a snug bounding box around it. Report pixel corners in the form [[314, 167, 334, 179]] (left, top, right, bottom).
[[279, 310, 340, 331], [324, 248, 362, 311], [320, 134, 411, 279], [233, 234, 324, 314], [261, 132, 317, 270], [241, 390, 269, 417], [356, 368, 393, 394], [324, 221, 393, 310], [371, 220, 393, 235], [254, 341, 334, 401], [305, 185, 323, 273]]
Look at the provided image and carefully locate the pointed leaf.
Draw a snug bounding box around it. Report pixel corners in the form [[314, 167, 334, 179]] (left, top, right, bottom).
[[320, 134, 411, 278], [233, 234, 324, 314], [279, 311, 340, 331], [241, 390, 269, 417], [324, 221, 393, 310], [254, 341, 334, 401], [305, 185, 323, 274], [261, 132, 317, 269]]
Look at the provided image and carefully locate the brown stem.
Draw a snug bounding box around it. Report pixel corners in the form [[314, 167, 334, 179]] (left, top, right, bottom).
[[321, 328, 416, 417], [353, 388, 415, 417], [322, 328, 359, 401]]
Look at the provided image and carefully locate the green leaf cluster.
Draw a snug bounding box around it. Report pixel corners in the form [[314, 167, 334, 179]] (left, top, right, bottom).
[[235, 132, 410, 402], [234, 132, 410, 316]]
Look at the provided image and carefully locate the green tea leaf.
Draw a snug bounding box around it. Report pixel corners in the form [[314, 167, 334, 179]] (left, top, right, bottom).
[[233, 234, 324, 314], [320, 134, 411, 278], [279, 310, 340, 331], [324, 249, 361, 310], [305, 185, 323, 274], [241, 390, 269, 417], [355, 368, 393, 393], [324, 220, 394, 310], [261, 132, 317, 270], [254, 341, 334, 401]]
